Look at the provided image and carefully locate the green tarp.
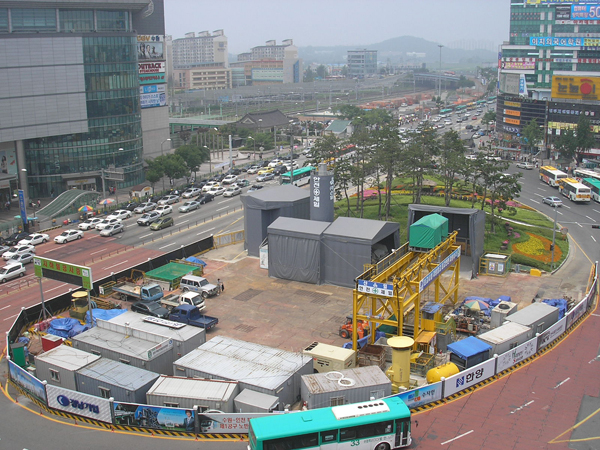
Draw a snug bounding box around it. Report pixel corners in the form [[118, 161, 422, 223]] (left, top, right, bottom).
[[409, 213, 449, 249], [145, 262, 201, 284]]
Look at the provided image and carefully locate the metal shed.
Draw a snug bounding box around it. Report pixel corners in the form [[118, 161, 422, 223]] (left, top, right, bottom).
[[146, 376, 239, 412], [407, 205, 485, 278], [300, 366, 392, 410], [447, 336, 491, 370], [477, 322, 533, 356], [173, 336, 312, 410], [234, 388, 280, 413], [267, 217, 331, 284], [505, 302, 559, 335], [72, 326, 175, 375], [321, 217, 400, 288], [103, 311, 206, 359], [34, 345, 100, 391], [75, 358, 160, 403], [241, 185, 310, 257]]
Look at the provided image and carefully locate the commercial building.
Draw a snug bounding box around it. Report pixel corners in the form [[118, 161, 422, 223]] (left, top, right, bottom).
[[498, 0, 600, 159], [347, 49, 378, 79], [0, 0, 169, 200], [172, 63, 232, 90], [171, 30, 228, 68], [235, 40, 302, 85]]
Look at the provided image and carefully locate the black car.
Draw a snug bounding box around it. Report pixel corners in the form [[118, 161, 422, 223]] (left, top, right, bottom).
[[197, 193, 215, 204], [131, 301, 169, 319], [227, 168, 241, 176], [123, 202, 140, 211], [6, 232, 31, 246], [273, 166, 287, 175]]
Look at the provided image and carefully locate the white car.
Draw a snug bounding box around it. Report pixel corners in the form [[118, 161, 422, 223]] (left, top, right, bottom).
[[107, 209, 132, 221], [207, 186, 225, 196], [246, 166, 261, 174], [202, 181, 219, 192], [78, 217, 103, 230], [95, 218, 122, 230], [134, 202, 156, 214], [0, 263, 26, 283], [223, 186, 242, 197], [268, 159, 283, 168], [516, 162, 535, 170], [222, 174, 238, 185], [155, 204, 173, 216], [284, 161, 299, 171], [54, 229, 84, 244], [18, 233, 50, 246], [182, 188, 201, 198], [3, 245, 36, 260]]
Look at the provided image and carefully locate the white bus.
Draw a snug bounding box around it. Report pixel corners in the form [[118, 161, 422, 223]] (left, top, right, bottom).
[[540, 165, 568, 187], [559, 177, 591, 202], [572, 167, 600, 183]]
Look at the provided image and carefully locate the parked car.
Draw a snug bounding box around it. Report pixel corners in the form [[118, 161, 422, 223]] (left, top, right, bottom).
[[95, 218, 122, 230], [131, 301, 169, 319], [0, 262, 26, 283], [9, 252, 35, 265], [54, 230, 84, 244], [227, 168, 241, 176], [222, 174, 238, 185], [157, 194, 180, 205], [5, 232, 31, 246], [133, 202, 156, 214], [155, 204, 173, 216], [257, 172, 275, 182], [223, 186, 242, 197], [107, 209, 132, 221], [150, 216, 174, 231], [182, 187, 202, 198], [542, 196, 563, 207], [3, 244, 36, 260], [179, 201, 200, 213], [207, 186, 225, 196], [516, 162, 534, 170], [100, 223, 124, 237], [137, 211, 161, 226], [465, 124, 473, 130], [18, 233, 49, 246], [197, 193, 214, 204]]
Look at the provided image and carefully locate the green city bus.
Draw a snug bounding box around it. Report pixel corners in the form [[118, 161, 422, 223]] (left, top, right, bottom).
[[281, 166, 314, 186], [582, 177, 600, 203]]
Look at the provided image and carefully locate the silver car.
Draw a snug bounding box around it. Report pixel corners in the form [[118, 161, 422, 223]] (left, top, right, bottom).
[[179, 201, 200, 213], [134, 202, 156, 214]]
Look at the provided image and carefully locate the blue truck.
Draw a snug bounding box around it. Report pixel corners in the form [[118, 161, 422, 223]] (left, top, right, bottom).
[[168, 304, 218, 330], [112, 281, 164, 302]]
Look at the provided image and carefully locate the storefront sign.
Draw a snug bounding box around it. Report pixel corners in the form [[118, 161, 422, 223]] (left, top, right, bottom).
[[552, 75, 600, 100], [504, 117, 521, 125], [138, 62, 165, 74], [505, 109, 521, 117]]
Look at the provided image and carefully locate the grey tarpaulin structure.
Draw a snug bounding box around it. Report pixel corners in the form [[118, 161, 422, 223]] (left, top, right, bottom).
[[407, 205, 485, 278], [321, 217, 400, 288], [267, 217, 331, 284], [241, 185, 310, 257]]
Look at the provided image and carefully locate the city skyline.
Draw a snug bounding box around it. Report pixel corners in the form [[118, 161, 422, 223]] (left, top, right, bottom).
[[165, 0, 510, 55]]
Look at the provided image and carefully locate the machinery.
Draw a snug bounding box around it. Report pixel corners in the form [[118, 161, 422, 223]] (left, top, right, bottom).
[[339, 316, 370, 339], [69, 290, 120, 321]]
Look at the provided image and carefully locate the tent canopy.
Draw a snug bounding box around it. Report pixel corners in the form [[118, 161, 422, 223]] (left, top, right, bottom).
[[447, 336, 491, 360], [145, 262, 200, 283], [409, 213, 449, 249]]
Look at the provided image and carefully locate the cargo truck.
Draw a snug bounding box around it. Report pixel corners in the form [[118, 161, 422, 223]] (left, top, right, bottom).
[[112, 281, 164, 302], [160, 291, 206, 312]]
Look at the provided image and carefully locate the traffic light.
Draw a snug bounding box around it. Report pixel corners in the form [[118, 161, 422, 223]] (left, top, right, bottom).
[[549, 244, 554, 250], [593, 225, 600, 229]]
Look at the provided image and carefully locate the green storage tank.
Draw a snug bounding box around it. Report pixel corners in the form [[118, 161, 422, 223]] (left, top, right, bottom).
[[409, 213, 449, 250]]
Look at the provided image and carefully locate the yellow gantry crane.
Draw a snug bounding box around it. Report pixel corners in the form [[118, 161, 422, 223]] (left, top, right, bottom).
[[351, 231, 461, 350]]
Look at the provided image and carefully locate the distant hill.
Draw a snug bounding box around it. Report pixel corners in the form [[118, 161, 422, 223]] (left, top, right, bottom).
[[298, 35, 498, 67]]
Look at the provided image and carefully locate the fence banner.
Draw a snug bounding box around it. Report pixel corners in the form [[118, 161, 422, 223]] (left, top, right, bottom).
[[8, 360, 47, 403], [198, 412, 270, 433], [113, 402, 194, 431], [46, 385, 112, 423], [496, 338, 538, 372], [394, 382, 442, 408], [537, 318, 567, 350], [443, 359, 496, 397]]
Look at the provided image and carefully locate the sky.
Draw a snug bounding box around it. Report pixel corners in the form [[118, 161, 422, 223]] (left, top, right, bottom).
[[165, 0, 511, 54]]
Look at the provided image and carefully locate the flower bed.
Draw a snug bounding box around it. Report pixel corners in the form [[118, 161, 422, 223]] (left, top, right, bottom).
[[512, 232, 562, 264]]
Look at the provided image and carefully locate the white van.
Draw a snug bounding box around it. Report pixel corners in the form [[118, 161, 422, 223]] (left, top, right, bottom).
[[179, 274, 219, 298]]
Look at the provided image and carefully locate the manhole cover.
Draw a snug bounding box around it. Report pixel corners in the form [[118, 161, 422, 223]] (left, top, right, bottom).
[[296, 290, 331, 303], [233, 289, 262, 302], [234, 324, 257, 333]]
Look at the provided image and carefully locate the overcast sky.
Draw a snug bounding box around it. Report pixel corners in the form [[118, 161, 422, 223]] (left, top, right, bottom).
[[165, 0, 510, 54]]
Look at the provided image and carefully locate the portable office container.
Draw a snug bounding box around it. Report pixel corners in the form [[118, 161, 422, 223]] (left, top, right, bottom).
[[302, 342, 356, 373], [505, 302, 560, 335], [146, 376, 239, 412], [300, 365, 392, 410], [75, 358, 160, 403], [477, 322, 532, 356], [34, 346, 100, 391], [234, 389, 280, 413], [447, 336, 491, 370], [173, 336, 312, 410]]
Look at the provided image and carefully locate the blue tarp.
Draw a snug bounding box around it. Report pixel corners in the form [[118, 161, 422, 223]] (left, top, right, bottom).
[[185, 257, 207, 267], [447, 336, 492, 360], [342, 331, 387, 349], [543, 299, 568, 319], [85, 308, 128, 327], [47, 318, 82, 339]]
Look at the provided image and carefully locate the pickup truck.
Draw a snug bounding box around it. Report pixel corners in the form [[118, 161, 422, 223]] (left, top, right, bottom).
[[112, 281, 164, 302], [161, 291, 206, 312], [168, 304, 218, 330]]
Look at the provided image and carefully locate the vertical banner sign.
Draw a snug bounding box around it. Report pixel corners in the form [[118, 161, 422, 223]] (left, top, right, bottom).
[[18, 189, 27, 225]]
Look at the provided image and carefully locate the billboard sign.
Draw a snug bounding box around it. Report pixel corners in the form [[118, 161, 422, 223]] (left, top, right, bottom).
[[552, 75, 600, 100], [504, 117, 521, 125], [505, 109, 521, 117], [139, 73, 166, 85], [140, 84, 166, 95], [138, 62, 165, 74], [0, 148, 17, 175], [113, 402, 196, 432], [140, 91, 167, 108], [33, 257, 92, 290], [557, 5, 572, 19], [537, 318, 567, 350], [18, 189, 27, 226], [501, 60, 535, 70], [419, 248, 460, 292], [571, 4, 600, 19], [46, 385, 112, 422], [137, 35, 164, 61], [357, 279, 395, 297], [496, 339, 538, 372]]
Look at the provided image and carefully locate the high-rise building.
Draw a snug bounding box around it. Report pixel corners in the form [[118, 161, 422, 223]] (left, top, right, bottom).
[[235, 40, 302, 85], [347, 49, 378, 79], [171, 30, 228, 68], [498, 0, 600, 158], [0, 0, 169, 200]]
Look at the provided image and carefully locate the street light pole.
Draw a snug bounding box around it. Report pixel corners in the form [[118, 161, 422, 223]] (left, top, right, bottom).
[[160, 138, 172, 156], [438, 44, 444, 100], [551, 204, 558, 269]]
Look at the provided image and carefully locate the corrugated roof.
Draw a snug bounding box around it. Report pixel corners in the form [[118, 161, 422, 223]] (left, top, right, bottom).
[[505, 302, 558, 325], [35, 345, 100, 371], [268, 217, 331, 237], [174, 336, 308, 390], [77, 358, 159, 389], [241, 184, 309, 206], [73, 327, 164, 360], [325, 120, 352, 133], [103, 311, 205, 342], [323, 217, 399, 241], [235, 110, 292, 129], [302, 366, 390, 394], [478, 322, 531, 345], [147, 376, 238, 402]]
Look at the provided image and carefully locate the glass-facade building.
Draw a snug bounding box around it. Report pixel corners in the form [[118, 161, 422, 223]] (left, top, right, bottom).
[[0, 1, 163, 200], [497, 0, 600, 158]]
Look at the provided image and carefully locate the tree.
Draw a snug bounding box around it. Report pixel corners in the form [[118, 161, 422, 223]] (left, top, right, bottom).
[[575, 115, 595, 163], [175, 144, 206, 182], [316, 65, 327, 79], [553, 129, 577, 161], [337, 105, 363, 121], [145, 158, 163, 191], [458, 75, 475, 88], [482, 111, 496, 127], [179, 129, 191, 144], [401, 125, 439, 204], [480, 161, 522, 233], [304, 67, 315, 82], [162, 154, 189, 185], [521, 119, 543, 157], [373, 125, 403, 219], [439, 130, 467, 206], [306, 133, 340, 168]]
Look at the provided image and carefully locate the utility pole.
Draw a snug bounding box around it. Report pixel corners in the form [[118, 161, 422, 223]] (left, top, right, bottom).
[[438, 44, 444, 100]]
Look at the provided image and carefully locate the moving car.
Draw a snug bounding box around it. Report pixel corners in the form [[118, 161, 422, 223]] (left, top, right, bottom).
[[179, 201, 200, 213], [54, 230, 83, 244], [9, 252, 35, 265], [155, 204, 173, 216], [100, 223, 124, 237], [197, 193, 214, 204], [18, 233, 49, 246], [248, 185, 263, 192], [3, 244, 35, 260], [223, 186, 242, 197], [182, 187, 201, 198], [78, 218, 103, 230], [257, 167, 274, 175], [268, 159, 283, 168], [246, 165, 261, 174], [137, 211, 161, 226], [516, 162, 534, 170], [150, 216, 174, 230], [207, 186, 225, 196], [107, 209, 132, 220], [202, 181, 220, 192], [123, 202, 140, 212], [157, 194, 180, 205], [95, 218, 122, 230], [131, 301, 169, 319], [0, 262, 26, 283], [222, 174, 238, 185], [257, 172, 275, 182], [542, 196, 563, 207], [5, 232, 31, 246], [133, 202, 156, 214], [233, 179, 250, 188]]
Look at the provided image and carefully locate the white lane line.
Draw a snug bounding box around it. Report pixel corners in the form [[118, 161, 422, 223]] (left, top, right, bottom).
[[594, 209, 600, 214], [159, 242, 179, 250], [586, 215, 596, 222], [592, 236, 597, 243], [126, 223, 137, 228], [563, 204, 571, 209], [196, 227, 215, 236], [510, 400, 534, 414], [557, 210, 563, 216], [102, 260, 129, 270], [178, 219, 189, 225], [140, 233, 153, 239], [554, 377, 570, 389], [90, 248, 108, 255], [537, 187, 547, 191], [218, 200, 228, 205], [216, 206, 229, 211], [45, 283, 69, 292], [0, 305, 11, 311], [441, 430, 474, 445], [530, 199, 540, 204], [3, 313, 18, 321], [577, 222, 582, 228], [42, 247, 60, 253]]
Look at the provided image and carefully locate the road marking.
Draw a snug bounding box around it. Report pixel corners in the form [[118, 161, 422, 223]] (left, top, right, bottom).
[[42, 247, 60, 253], [586, 215, 596, 222], [563, 204, 571, 209], [554, 377, 570, 389], [594, 209, 600, 214], [139, 233, 152, 239], [46, 283, 69, 292], [577, 222, 582, 228], [441, 430, 474, 445], [537, 187, 547, 191], [216, 206, 229, 211], [90, 248, 108, 255], [3, 313, 18, 321], [510, 400, 534, 414], [0, 305, 11, 311], [592, 236, 597, 243], [217, 200, 229, 205], [178, 219, 189, 225], [196, 227, 215, 236], [159, 242, 178, 249], [557, 210, 563, 216], [530, 199, 540, 204], [102, 260, 129, 270], [588, 356, 599, 364], [126, 223, 137, 228]]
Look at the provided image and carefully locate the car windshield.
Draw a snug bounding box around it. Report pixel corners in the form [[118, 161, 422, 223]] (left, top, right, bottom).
[[142, 214, 149, 218], [148, 286, 162, 297], [60, 232, 68, 237], [199, 279, 208, 286]]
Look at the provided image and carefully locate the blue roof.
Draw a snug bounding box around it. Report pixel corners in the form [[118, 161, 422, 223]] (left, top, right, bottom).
[[422, 302, 443, 314], [447, 336, 491, 359]]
